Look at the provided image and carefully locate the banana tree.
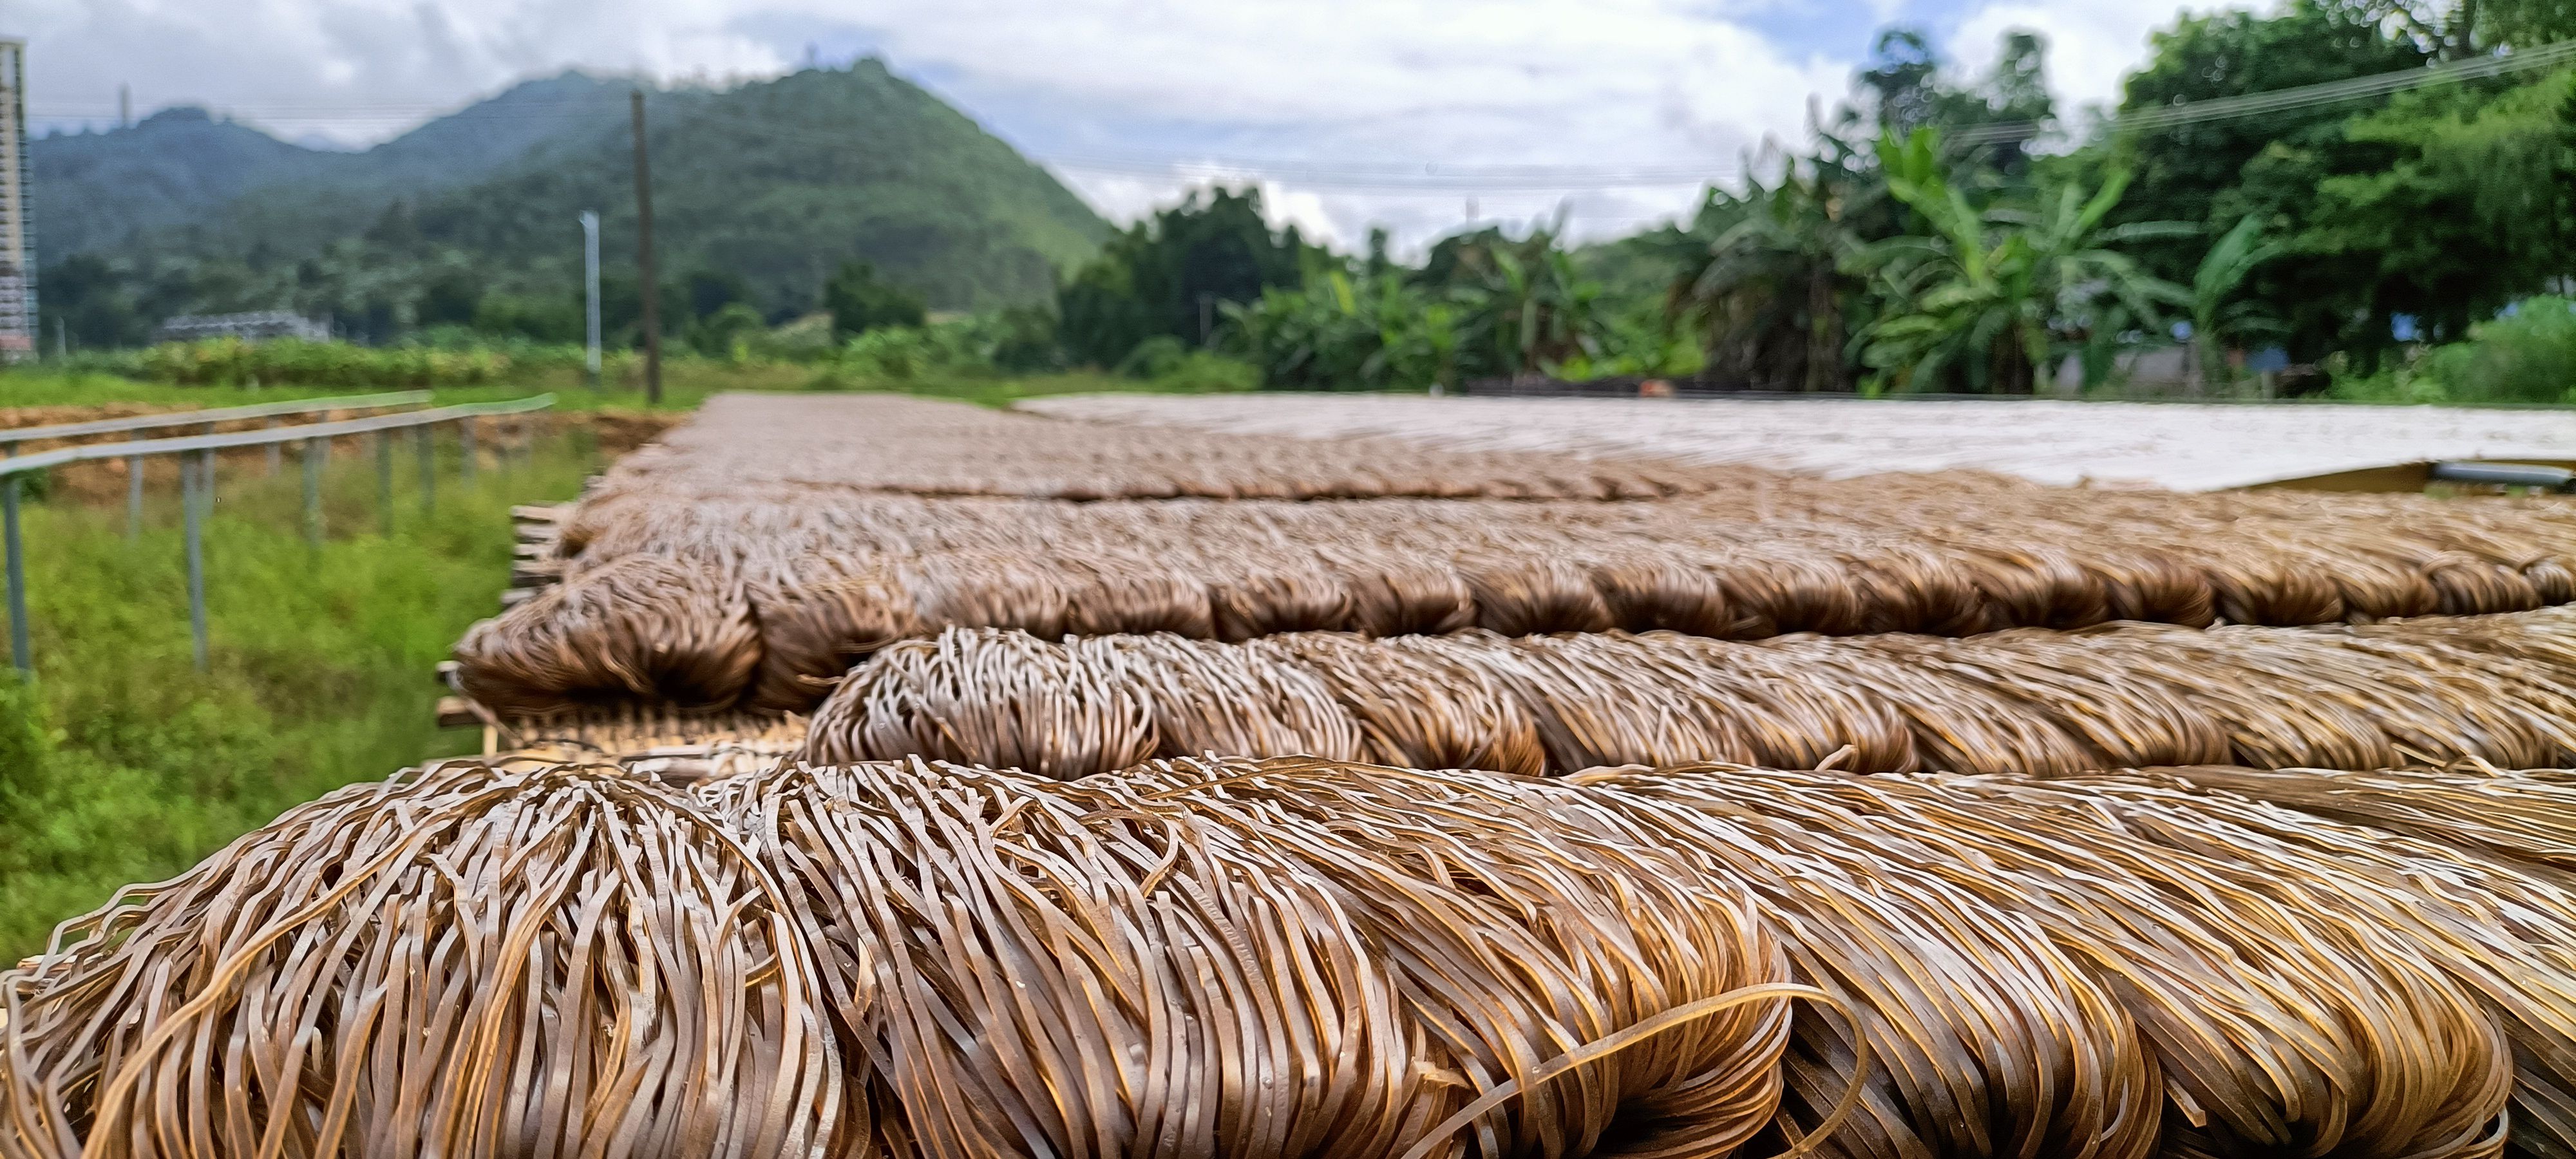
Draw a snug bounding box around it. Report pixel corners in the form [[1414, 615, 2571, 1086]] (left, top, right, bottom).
[[1656, 135, 1885, 391], [2187, 214, 2286, 391], [1858, 129, 2192, 393]]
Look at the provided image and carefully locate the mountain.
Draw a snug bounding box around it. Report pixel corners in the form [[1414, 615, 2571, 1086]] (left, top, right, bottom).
[[33, 74, 636, 262], [32, 62, 1111, 344], [32, 108, 329, 257], [401, 62, 1110, 312]]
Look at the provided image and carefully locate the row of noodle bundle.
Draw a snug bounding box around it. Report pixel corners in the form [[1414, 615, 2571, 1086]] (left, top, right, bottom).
[[0, 757, 1841, 1159], [801, 607, 2576, 777], [588, 393, 1743, 502], [16, 755, 2576, 1159], [460, 479, 2576, 715]]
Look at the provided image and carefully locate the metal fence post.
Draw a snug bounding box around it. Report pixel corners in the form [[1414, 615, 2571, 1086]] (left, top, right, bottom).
[[126, 455, 144, 542], [460, 417, 477, 485], [377, 431, 394, 534], [302, 437, 324, 547], [184, 452, 209, 672], [5, 475, 28, 675], [417, 424, 436, 514]]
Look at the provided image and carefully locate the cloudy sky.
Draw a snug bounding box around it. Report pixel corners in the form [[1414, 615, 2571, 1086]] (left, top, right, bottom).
[[8, 0, 2234, 250]]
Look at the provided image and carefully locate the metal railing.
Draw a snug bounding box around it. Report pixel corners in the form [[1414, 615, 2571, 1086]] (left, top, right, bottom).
[[0, 393, 556, 675], [2430, 461, 2576, 493], [0, 390, 433, 452]]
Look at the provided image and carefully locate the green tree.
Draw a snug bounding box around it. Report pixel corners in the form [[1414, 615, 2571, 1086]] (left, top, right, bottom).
[[690, 302, 767, 357], [34, 254, 148, 349], [824, 260, 927, 339], [684, 269, 751, 321], [2479, 0, 2576, 46], [1056, 187, 1310, 368], [415, 267, 482, 328], [2292, 70, 2576, 351], [469, 291, 583, 343], [2104, 1, 2429, 288]]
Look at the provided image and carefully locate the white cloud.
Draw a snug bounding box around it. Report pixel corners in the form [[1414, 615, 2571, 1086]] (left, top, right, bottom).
[[6, 0, 2219, 249], [1056, 168, 1346, 247], [1945, 0, 2254, 115], [12, 0, 785, 140]]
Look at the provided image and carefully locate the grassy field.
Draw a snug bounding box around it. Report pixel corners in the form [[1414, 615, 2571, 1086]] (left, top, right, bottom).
[[0, 424, 598, 959], [0, 361, 1234, 414]]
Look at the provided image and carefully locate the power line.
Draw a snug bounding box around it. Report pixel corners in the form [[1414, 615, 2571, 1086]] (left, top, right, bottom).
[[27, 39, 2576, 194], [1947, 39, 2576, 146], [667, 106, 1743, 191]]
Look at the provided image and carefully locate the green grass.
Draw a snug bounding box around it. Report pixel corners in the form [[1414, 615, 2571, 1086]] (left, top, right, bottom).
[[0, 428, 598, 960], [0, 365, 717, 413]]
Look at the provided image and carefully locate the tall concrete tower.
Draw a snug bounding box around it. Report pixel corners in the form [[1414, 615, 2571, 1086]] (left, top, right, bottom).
[[0, 40, 32, 361]]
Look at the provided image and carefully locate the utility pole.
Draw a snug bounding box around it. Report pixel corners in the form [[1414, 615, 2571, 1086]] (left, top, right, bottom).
[[629, 90, 663, 406], [580, 211, 601, 388]]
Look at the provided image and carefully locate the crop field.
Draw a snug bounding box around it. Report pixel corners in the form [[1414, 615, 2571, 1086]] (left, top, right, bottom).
[[18, 391, 2576, 1159]]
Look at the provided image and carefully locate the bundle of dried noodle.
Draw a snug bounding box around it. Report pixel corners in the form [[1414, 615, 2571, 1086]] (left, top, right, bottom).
[[708, 755, 1857, 1159], [802, 613, 2576, 777], [0, 760, 848, 1159], [455, 555, 759, 712]]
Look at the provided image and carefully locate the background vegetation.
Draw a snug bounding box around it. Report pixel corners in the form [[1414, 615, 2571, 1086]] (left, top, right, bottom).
[[32, 0, 2576, 406]]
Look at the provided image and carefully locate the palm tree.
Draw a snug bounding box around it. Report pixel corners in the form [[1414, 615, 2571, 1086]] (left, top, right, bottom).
[[1857, 129, 2192, 393]]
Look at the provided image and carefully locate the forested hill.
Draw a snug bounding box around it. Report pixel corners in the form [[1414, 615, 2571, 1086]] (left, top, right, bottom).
[[32, 62, 1111, 340]]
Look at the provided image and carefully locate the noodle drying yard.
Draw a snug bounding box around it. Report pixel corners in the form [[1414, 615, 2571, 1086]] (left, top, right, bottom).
[[19, 391, 2576, 1159]]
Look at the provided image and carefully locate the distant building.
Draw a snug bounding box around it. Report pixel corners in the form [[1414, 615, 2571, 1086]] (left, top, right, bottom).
[[153, 312, 332, 344], [0, 39, 33, 361]]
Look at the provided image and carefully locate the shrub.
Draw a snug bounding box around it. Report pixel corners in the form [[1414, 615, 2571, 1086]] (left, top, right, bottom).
[[2415, 297, 2576, 404], [122, 338, 513, 388]]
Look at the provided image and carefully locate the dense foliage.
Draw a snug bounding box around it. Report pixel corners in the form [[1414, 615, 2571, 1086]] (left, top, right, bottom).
[[2081, 0, 2576, 393], [1196, 0, 2576, 398]]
